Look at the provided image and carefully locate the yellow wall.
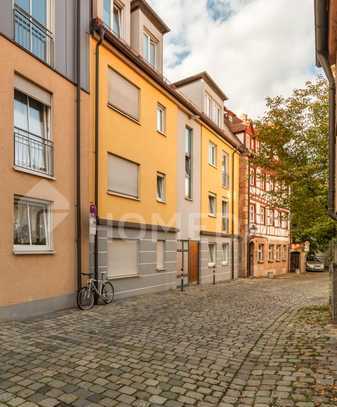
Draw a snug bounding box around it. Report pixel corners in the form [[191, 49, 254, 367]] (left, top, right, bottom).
[[91, 39, 178, 228], [201, 125, 240, 235]]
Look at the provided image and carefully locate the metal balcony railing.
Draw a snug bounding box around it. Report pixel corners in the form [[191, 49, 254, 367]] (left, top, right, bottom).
[[14, 5, 54, 65], [14, 127, 54, 177]]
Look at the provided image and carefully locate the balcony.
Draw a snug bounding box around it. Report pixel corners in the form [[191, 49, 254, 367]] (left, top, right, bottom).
[[14, 128, 54, 177], [14, 5, 54, 65]]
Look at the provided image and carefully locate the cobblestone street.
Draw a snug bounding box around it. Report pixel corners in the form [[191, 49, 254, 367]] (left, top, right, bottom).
[[1, 273, 337, 407]]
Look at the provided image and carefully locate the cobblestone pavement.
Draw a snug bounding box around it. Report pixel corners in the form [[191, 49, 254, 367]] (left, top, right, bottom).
[[1, 273, 337, 407]]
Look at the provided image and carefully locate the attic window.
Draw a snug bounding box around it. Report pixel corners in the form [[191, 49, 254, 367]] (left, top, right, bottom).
[[143, 32, 157, 68]]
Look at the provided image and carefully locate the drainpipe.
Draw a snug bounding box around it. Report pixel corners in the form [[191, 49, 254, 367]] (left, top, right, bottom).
[[247, 157, 251, 277], [231, 151, 235, 280], [76, 0, 82, 290], [315, 0, 337, 221], [94, 27, 106, 284]]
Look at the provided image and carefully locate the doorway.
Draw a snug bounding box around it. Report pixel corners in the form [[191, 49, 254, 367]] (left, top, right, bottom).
[[248, 241, 255, 277], [290, 252, 300, 273], [188, 241, 200, 284]]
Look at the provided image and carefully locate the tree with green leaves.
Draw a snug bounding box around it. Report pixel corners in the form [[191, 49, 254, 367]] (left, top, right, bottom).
[[253, 77, 335, 253]]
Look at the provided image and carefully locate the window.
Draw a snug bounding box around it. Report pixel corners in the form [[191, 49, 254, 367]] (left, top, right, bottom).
[[250, 137, 256, 151], [249, 204, 256, 224], [14, 196, 51, 252], [268, 244, 275, 262], [276, 245, 281, 261], [157, 172, 166, 202], [208, 243, 216, 266], [250, 167, 256, 186], [260, 206, 266, 225], [143, 32, 157, 68], [261, 174, 267, 191], [282, 245, 288, 261], [108, 239, 138, 278], [258, 244, 265, 262], [103, 0, 122, 37], [267, 209, 274, 226], [274, 211, 281, 227], [208, 142, 217, 166], [281, 213, 289, 229], [222, 200, 229, 232], [108, 154, 139, 199], [14, 0, 52, 63], [108, 68, 140, 121], [204, 93, 212, 118], [208, 193, 217, 217], [222, 243, 229, 265], [14, 88, 53, 176], [213, 102, 221, 127], [156, 240, 165, 271], [156, 104, 166, 134], [222, 151, 229, 188], [185, 127, 193, 199]]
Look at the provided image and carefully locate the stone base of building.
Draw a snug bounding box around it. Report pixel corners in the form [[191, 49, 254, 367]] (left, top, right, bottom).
[[91, 222, 178, 299], [0, 293, 76, 321], [199, 235, 241, 285]]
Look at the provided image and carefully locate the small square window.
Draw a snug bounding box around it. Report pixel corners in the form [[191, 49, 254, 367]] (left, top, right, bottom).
[[157, 172, 166, 202], [156, 104, 166, 134], [208, 193, 216, 217]]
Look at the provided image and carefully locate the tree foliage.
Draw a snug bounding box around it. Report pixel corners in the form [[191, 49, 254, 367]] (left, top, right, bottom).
[[253, 77, 335, 252]]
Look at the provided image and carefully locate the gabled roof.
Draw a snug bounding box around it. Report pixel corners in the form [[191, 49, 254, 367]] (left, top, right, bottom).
[[131, 0, 170, 34], [173, 71, 228, 101]]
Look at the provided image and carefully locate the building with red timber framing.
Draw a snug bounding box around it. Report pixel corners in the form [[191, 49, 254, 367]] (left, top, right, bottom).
[[224, 108, 290, 278]]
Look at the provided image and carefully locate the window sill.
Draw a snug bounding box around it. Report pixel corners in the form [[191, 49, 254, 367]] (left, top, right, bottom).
[[13, 166, 55, 181], [208, 163, 217, 169], [208, 262, 216, 268], [258, 260, 265, 264], [13, 249, 55, 256], [156, 268, 166, 272], [107, 103, 141, 125], [221, 261, 229, 266], [157, 198, 167, 204], [208, 214, 216, 218], [108, 274, 139, 281], [107, 190, 140, 201], [157, 130, 166, 137], [185, 197, 193, 202]]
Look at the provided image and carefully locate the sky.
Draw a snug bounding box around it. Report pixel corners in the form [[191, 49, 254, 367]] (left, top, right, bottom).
[[148, 0, 319, 119]]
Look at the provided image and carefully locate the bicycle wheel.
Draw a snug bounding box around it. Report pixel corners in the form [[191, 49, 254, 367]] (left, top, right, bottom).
[[77, 287, 95, 310], [102, 282, 114, 304]]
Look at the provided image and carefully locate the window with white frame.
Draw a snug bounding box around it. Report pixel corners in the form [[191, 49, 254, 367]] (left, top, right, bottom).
[[143, 32, 157, 68], [268, 244, 275, 262], [208, 141, 217, 166], [213, 102, 221, 127], [157, 172, 166, 202], [222, 243, 229, 265], [185, 127, 193, 199], [156, 103, 166, 134], [204, 93, 222, 127], [204, 93, 212, 118], [276, 245, 281, 261], [267, 208, 274, 226], [249, 204, 256, 224], [208, 193, 216, 217], [14, 88, 53, 176], [281, 212, 289, 229], [156, 240, 165, 271], [208, 243, 216, 266], [222, 151, 229, 187], [258, 244, 265, 262], [14, 196, 51, 252], [103, 0, 123, 37], [274, 210, 281, 227], [222, 200, 229, 232], [282, 245, 288, 261], [250, 167, 256, 186], [14, 0, 52, 63], [260, 206, 266, 225]]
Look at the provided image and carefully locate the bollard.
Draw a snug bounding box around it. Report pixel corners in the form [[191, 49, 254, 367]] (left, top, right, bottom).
[[213, 266, 216, 285]]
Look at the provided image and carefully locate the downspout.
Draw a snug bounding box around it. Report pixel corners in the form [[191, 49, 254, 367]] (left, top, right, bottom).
[[231, 151, 235, 280], [76, 0, 82, 290], [94, 27, 106, 284], [247, 157, 251, 277], [318, 53, 337, 221]]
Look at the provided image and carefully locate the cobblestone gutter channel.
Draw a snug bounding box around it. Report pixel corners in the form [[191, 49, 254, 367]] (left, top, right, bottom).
[[0, 273, 336, 407]]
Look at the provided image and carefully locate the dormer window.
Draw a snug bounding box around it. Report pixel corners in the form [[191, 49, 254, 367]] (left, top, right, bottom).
[[204, 92, 222, 127], [143, 32, 157, 68], [103, 0, 123, 37]]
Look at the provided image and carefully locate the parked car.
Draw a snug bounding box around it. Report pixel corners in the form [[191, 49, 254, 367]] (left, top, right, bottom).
[[306, 255, 325, 272]]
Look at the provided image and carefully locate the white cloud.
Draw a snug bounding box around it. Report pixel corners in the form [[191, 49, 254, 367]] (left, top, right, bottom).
[[148, 0, 317, 118]]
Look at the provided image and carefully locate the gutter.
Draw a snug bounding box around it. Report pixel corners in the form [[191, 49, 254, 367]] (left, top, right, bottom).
[[76, 0, 82, 289], [231, 151, 235, 280], [94, 27, 106, 284], [315, 0, 337, 221]]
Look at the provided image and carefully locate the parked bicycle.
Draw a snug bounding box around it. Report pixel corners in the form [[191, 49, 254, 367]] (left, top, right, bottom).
[[77, 272, 114, 310]]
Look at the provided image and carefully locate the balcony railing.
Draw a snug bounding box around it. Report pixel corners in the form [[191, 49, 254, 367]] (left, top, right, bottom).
[[14, 127, 54, 177], [14, 5, 54, 65]]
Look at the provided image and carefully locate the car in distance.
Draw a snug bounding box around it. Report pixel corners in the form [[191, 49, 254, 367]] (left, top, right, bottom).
[[306, 255, 325, 272]]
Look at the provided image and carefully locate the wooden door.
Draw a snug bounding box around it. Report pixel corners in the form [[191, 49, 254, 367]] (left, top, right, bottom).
[[290, 252, 300, 273], [248, 242, 255, 277], [188, 241, 200, 284]]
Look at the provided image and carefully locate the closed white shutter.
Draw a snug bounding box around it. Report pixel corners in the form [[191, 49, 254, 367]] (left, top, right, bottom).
[[108, 68, 140, 120], [108, 154, 139, 198], [15, 75, 51, 106], [108, 239, 138, 278], [156, 241, 165, 270]]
